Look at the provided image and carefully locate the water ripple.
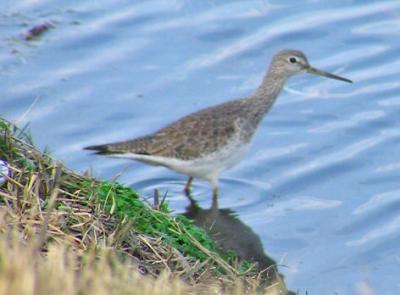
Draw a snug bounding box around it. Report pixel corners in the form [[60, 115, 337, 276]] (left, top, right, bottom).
[[2, 1, 400, 293], [347, 215, 400, 246], [270, 129, 400, 191], [353, 189, 400, 215]]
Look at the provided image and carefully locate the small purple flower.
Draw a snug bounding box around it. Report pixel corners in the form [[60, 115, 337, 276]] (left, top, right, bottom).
[[0, 160, 10, 185]]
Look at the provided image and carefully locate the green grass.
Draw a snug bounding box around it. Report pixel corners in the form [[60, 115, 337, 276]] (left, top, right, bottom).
[[0, 117, 275, 290], [79, 180, 254, 273], [84, 181, 217, 261]]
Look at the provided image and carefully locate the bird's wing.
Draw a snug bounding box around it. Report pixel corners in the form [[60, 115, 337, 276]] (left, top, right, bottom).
[[85, 99, 245, 160]]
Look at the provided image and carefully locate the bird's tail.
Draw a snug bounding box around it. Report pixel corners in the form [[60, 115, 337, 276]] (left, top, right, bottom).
[[84, 143, 120, 155], [84, 136, 153, 156]]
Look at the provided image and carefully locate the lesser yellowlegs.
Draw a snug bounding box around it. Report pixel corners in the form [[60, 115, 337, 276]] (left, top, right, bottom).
[[85, 49, 352, 198]]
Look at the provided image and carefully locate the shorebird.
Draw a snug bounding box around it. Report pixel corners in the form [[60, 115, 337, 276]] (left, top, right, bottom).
[[85, 49, 352, 198]]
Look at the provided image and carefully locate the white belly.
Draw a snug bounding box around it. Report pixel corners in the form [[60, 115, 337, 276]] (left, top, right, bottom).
[[111, 139, 250, 182]]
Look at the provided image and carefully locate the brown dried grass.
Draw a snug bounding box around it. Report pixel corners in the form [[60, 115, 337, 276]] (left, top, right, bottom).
[[0, 119, 288, 295]]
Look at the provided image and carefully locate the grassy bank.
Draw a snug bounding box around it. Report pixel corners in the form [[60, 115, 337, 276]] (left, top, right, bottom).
[[0, 118, 289, 295]]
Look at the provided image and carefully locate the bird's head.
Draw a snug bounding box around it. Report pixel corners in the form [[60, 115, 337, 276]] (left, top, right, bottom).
[[271, 49, 352, 83]]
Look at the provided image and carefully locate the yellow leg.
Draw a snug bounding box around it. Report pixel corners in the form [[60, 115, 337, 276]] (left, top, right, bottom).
[[211, 177, 219, 208], [212, 186, 218, 199], [212, 188, 219, 209], [184, 177, 194, 195]]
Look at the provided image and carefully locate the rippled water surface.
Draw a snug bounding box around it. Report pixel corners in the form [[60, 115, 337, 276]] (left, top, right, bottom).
[[2, 1, 400, 293]]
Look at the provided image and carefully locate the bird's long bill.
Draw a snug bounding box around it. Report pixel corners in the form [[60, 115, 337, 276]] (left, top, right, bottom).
[[306, 66, 353, 83]]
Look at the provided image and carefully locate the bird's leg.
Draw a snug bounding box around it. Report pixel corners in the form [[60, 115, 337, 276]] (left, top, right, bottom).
[[212, 186, 219, 199], [212, 190, 218, 210], [184, 177, 194, 195], [211, 178, 219, 209]]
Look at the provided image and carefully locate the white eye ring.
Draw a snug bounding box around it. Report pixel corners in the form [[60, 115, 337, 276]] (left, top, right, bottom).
[[288, 56, 298, 64]]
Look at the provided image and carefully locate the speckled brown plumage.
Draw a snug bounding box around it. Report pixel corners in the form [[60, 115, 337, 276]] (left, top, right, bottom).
[[85, 49, 352, 196], [86, 98, 271, 160]]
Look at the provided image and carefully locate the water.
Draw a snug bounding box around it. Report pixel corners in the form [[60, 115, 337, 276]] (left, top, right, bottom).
[[1, 1, 400, 293]]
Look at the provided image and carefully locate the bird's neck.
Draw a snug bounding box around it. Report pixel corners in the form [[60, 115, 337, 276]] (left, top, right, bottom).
[[253, 68, 287, 104], [246, 68, 288, 116]]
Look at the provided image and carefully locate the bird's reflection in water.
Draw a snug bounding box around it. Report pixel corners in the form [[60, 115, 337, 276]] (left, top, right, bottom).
[[182, 193, 294, 294]]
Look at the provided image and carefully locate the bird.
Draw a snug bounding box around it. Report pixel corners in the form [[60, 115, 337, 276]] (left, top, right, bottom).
[[85, 49, 352, 199]]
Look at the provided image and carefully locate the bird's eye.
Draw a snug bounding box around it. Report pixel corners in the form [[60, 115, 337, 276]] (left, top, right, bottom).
[[288, 56, 298, 64]]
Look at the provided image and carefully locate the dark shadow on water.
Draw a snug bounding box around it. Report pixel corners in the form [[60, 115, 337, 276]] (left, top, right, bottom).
[[183, 195, 275, 270], [181, 192, 295, 294]]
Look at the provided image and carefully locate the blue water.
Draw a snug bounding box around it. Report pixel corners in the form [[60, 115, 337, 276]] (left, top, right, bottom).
[[1, 1, 400, 294]]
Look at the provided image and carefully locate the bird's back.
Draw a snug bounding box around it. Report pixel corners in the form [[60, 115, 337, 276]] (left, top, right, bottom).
[[85, 97, 256, 160]]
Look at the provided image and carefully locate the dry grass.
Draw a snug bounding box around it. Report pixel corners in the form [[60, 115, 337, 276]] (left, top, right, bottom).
[[0, 118, 289, 295], [0, 228, 289, 295], [0, 228, 191, 295]]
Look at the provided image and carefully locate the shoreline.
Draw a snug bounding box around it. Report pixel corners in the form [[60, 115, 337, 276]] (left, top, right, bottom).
[[0, 117, 290, 294]]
